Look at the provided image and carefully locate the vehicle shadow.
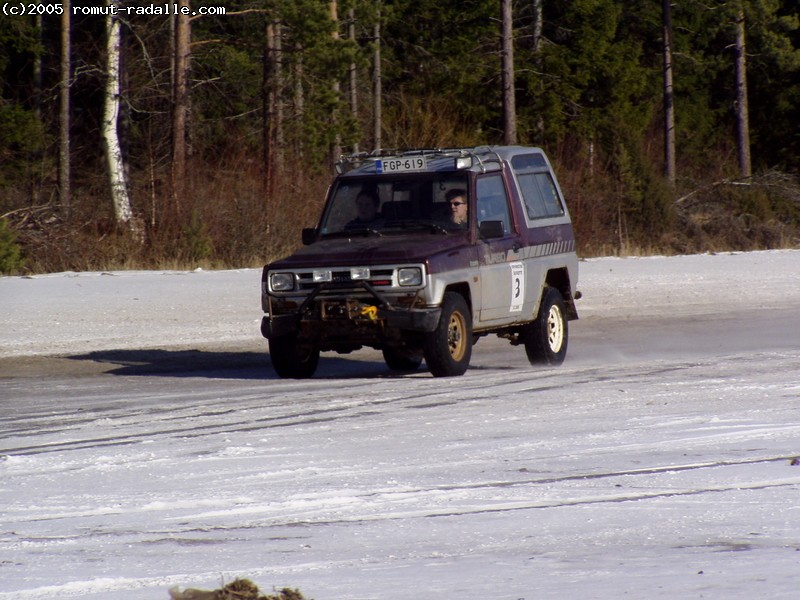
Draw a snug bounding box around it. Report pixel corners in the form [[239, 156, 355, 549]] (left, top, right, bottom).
[[66, 348, 419, 380], [66, 348, 269, 379]]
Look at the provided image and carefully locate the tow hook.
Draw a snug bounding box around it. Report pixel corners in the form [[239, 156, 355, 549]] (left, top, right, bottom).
[[360, 305, 379, 321]]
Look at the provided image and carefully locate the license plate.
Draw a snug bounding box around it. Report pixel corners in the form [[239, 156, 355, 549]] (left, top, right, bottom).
[[377, 156, 427, 173]]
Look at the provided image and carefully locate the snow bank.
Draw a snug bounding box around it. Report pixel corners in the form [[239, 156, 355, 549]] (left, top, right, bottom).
[[1, 250, 798, 358]]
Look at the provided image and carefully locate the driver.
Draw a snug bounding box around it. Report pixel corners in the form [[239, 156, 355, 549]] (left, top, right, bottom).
[[446, 188, 468, 227]]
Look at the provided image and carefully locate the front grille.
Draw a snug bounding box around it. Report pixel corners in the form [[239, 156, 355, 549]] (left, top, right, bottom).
[[297, 268, 394, 292]]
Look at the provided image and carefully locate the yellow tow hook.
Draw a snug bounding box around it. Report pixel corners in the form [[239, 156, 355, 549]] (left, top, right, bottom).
[[360, 305, 379, 321]]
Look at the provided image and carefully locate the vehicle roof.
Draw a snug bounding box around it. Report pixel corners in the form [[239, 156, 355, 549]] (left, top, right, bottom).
[[336, 145, 549, 178]]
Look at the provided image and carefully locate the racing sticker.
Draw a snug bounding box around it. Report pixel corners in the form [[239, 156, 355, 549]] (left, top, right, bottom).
[[509, 261, 525, 312]]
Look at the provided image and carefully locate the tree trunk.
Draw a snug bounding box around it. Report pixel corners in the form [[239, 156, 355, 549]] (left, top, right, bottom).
[[330, 0, 341, 164], [29, 15, 44, 205], [263, 20, 276, 217], [34, 16, 43, 121], [734, 7, 752, 179], [293, 43, 305, 156], [59, 2, 71, 222], [531, 0, 543, 54], [348, 7, 358, 153], [373, 6, 382, 150], [662, 0, 676, 183], [273, 20, 284, 173], [501, 0, 517, 145], [172, 0, 191, 215], [531, 0, 544, 142], [104, 2, 136, 230]]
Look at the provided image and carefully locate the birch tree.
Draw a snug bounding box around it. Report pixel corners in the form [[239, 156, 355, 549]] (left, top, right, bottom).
[[103, 1, 136, 230], [172, 0, 191, 214], [531, 0, 543, 54]]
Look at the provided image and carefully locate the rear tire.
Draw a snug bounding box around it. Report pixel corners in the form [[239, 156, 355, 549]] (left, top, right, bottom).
[[423, 292, 472, 377], [269, 334, 320, 378], [524, 286, 568, 366]]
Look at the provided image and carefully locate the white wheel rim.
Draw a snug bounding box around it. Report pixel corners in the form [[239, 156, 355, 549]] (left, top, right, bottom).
[[546, 305, 564, 353]]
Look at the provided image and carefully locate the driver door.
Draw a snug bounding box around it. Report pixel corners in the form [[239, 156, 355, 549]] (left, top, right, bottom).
[[475, 174, 523, 323]]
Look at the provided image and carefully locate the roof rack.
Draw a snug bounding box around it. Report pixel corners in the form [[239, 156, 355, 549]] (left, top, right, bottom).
[[336, 146, 504, 174]]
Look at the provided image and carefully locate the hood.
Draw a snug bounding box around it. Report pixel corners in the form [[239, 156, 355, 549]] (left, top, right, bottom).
[[268, 232, 469, 269]]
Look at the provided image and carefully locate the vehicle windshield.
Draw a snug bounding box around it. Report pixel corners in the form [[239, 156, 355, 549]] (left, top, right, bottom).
[[318, 174, 470, 236]]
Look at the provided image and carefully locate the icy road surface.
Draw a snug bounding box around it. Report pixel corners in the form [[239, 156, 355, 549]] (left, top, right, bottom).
[[1, 251, 799, 599]]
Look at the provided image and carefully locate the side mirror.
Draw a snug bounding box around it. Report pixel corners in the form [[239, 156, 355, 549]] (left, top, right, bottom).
[[479, 220, 504, 239], [301, 228, 318, 245]]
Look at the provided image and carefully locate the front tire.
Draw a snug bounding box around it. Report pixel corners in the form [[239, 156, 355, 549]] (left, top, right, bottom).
[[524, 286, 568, 366], [268, 334, 320, 378], [423, 292, 472, 377], [382, 347, 423, 372]]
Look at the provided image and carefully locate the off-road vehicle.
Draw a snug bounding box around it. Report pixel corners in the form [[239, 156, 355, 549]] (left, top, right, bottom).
[[261, 146, 580, 378]]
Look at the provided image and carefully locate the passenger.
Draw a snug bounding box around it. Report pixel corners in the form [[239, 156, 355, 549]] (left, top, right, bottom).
[[446, 188, 468, 227], [346, 188, 382, 228]]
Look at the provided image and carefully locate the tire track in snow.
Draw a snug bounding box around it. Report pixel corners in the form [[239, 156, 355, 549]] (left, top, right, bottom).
[[1, 353, 795, 458]]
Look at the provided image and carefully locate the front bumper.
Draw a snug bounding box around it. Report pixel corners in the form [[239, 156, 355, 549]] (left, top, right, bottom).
[[260, 304, 441, 340], [262, 279, 442, 341]]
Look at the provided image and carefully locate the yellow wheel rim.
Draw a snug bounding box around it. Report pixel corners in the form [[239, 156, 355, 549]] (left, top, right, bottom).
[[447, 310, 467, 361]]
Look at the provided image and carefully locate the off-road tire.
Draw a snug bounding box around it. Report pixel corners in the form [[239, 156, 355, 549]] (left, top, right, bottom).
[[423, 292, 472, 377], [382, 347, 423, 372], [524, 286, 568, 366], [269, 334, 320, 378]]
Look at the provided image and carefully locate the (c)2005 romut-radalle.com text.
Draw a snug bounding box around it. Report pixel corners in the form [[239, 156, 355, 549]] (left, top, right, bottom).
[[2, 2, 226, 16]]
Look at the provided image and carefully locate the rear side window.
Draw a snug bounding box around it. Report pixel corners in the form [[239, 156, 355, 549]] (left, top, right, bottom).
[[511, 153, 565, 220], [517, 172, 564, 219]]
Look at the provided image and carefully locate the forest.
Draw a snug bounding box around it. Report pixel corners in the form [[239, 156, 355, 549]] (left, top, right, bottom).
[[1, 0, 799, 274]]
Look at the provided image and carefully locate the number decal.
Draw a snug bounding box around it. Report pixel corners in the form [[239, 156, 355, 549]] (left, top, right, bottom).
[[509, 262, 524, 312]]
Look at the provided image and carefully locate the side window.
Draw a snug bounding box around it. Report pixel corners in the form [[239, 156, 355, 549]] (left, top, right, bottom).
[[511, 153, 565, 220], [518, 174, 546, 219], [518, 172, 564, 219], [476, 174, 512, 235], [536, 173, 564, 217]]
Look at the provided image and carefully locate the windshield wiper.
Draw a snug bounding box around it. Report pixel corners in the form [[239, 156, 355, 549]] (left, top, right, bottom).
[[325, 227, 384, 238], [384, 219, 449, 234]]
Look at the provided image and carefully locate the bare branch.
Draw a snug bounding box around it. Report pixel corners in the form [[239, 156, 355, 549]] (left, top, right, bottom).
[[190, 8, 270, 22]]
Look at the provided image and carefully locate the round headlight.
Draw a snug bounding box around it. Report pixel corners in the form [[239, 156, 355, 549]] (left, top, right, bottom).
[[270, 272, 295, 292], [398, 267, 422, 287]]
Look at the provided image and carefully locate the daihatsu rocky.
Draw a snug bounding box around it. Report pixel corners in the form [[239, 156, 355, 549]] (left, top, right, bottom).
[[261, 146, 580, 378]]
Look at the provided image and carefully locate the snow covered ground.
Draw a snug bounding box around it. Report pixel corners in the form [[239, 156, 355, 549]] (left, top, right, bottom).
[[1, 251, 799, 599]]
